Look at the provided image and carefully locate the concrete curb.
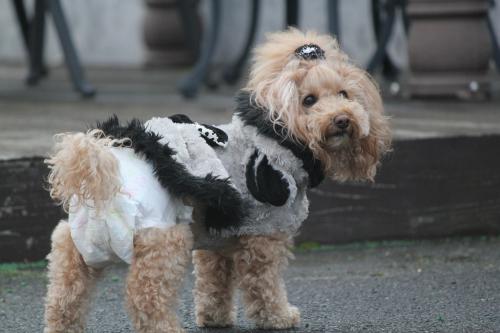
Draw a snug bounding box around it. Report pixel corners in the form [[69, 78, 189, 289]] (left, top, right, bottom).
[[0, 157, 64, 262]]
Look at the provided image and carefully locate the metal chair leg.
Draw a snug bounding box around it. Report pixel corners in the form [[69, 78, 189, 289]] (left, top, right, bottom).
[[487, 9, 500, 72], [26, 0, 48, 85], [401, 0, 410, 34], [223, 0, 260, 84], [286, 0, 299, 27], [177, 0, 201, 58], [11, 0, 30, 51], [367, 0, 397, 74], [372, 0, 399, 78], [47, 0, 96, 97], [178, 0, 221, 99], [327, 0, 340, 42]]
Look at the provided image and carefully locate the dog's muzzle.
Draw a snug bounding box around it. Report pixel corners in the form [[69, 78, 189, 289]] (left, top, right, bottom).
[[333, 115, 349, 130]]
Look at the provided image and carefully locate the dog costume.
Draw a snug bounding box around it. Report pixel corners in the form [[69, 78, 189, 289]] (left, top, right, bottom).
[[69, 116, 240, 266], [82, 47, 331, 254], [91, 92, 325, 253]]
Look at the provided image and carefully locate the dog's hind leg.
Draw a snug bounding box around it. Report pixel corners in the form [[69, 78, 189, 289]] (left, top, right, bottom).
[[44, 221, 101, 333], [193, 250, 236, 327], [234, 234, 300, 329], [126, 224, 193, 333]]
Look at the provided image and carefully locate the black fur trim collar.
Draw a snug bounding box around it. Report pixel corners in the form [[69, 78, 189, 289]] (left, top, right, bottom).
[[95, 115, 247, 231], [235, 91, 325, 188]]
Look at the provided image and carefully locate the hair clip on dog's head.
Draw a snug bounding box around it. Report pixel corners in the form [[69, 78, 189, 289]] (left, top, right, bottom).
[[294, 44, 325, 60]]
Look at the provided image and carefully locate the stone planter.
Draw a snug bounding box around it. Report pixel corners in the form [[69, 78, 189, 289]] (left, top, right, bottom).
[[407, 0, 493, 98], [143, 0, 200, 67]]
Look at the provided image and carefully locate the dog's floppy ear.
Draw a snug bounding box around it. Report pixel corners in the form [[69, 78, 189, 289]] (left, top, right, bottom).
[[246, 62, 304, 139], [333, 70, 391, 182]]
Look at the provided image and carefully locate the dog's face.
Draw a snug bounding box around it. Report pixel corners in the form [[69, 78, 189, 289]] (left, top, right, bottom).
[[246, 29, 391, 182]]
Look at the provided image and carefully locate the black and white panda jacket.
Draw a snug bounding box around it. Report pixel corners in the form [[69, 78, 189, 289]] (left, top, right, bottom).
[[212, 92, 324, 239], [97, 92, 324, 249]]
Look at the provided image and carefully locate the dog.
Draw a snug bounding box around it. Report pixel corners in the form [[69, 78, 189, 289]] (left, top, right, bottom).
[[43, 29, 391, 332]]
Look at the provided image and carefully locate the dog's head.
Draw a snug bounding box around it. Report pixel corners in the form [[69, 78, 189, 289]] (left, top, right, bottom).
[[245, 29, 391, 182]]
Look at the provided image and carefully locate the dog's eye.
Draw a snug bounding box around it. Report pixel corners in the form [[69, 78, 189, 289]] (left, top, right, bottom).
[[338, 90, 349, 99], [302, 95, 317, 107]]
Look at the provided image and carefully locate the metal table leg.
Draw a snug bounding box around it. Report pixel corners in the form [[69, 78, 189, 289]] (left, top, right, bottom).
[[327, 0, 340, 42], [223, 0, 260, 84], [401, 0, 410, 34], [487, 5, 500, 72], [178, 0, 221, 98], [11, 0, 30, 50], [47, 0, 96, 97], [367, 0, 397, 74], [26, 0, 48, 85], [177, 0, 201, 59], [286, 0, 299, 27], [371, 0, 399, 78]]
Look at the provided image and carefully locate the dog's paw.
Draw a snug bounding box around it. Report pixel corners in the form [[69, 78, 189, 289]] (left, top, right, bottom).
[[196, 308, 236, 328], [255, 305, 301, 330]]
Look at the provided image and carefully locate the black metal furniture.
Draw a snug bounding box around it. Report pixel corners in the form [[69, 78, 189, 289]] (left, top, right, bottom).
[[176, 0, 499, 99], [11, 0, 96, 97], [177, 0, 221, 98], [371, 0, 500, 78], [488, 0, 500, 71], [176, 0, 360, 99], [368, 0, 407, 78]]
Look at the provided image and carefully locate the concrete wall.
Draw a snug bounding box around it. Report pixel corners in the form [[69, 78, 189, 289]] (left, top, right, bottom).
[[0, 0, 498, 68]]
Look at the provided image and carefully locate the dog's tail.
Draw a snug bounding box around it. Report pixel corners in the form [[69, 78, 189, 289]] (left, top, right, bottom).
[[45, 129, 127, 213]]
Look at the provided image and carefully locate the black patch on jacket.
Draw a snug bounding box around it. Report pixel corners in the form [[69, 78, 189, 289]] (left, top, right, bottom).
[[235, 91, 325, 188], [169, 114, 228, 148], [245, 149, 290, 206], [169, 114, 194, 124], [196, 124, 228, 148], [95, 115, 247, 231]]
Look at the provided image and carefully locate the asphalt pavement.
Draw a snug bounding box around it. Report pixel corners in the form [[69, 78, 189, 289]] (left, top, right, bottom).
[[0, 237, 499, 333]]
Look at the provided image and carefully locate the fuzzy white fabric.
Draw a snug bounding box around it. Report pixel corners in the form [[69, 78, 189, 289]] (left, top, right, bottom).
[[145, 117, 231, 181], [214, 115, 310, 238], [142, 115, 312, 242]]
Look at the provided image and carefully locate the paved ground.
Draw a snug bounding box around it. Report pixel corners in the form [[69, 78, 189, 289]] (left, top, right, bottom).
[[1, 65, 500, 159], [0, 237, 499, 333]]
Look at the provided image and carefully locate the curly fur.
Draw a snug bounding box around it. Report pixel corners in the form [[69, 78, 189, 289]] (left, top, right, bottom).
[[45, 129, 128, 213], [44, 221, 101, 333], [246, 28, 391, 181], [126, 224, 193, 333], [193, 250, 237, 327], [44, 222, 193, 333], [233, 234, 299, 329], [192, 234, 298, 329]]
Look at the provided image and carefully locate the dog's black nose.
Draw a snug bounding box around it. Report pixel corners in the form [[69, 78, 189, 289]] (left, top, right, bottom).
[[334, 115, 350, 129]]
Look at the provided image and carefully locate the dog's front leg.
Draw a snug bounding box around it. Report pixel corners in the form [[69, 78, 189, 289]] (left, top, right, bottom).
[[234, 234, 300, 329], [126, 224, 193, 333], [44, 221, 101, 333], [193, 250, 236, 327]]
